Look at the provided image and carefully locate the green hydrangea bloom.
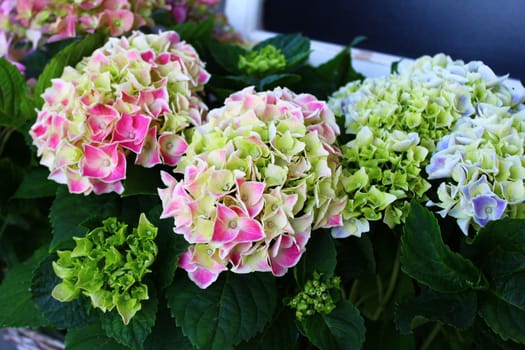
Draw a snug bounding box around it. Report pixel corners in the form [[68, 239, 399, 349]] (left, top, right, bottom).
[[329, 53, 522, 237], [238, 44, 286, 76], [52, 214, 158, 324], [288, 272, 340, 321]]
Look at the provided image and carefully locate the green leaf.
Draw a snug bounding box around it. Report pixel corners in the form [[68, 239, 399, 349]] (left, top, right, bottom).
[[32, 254, 97, 329], [144, 306, 193, 350], [491, 272, 525, 311], [297, 300, 365, 350], [101, 291, 158, 349], [294, 229, 336, 287], [172, 17, 215, 42], [0, 245, 49, 328], [148, 205, 189, 290], [401, 201, 486, 293], [257, 73, 301, 90], [34, 33, 107, 108], [122, 163, 164, 197], [0, 158, 24, 205], [167, 272, 277, 350], [254, 33, 310, 69], [396, 290, 477, 334], [479, 292, 525, 344], [207, 40, 247, 75], [237, 308, 299, 350], [65, 322, 130, 350], [0, 58, 34, 129], [470, 219, 525, 278], [49, 187, 119, 251], [13, 166, 59, 199]]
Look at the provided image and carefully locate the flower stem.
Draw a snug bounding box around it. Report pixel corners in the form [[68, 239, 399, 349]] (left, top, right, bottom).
[[420, 323, 442, 350], [371, 243, 401, 320]]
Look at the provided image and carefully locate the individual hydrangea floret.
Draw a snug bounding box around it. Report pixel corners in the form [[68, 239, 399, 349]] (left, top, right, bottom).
[[158, 86, 347, 288], [426, 104, 525, 234], [329, 53, 525, 238], [1, 0, 168, 70], [30, 30, 210, 195], [288, 272, 340, 321], [52, 214, 158, 325]]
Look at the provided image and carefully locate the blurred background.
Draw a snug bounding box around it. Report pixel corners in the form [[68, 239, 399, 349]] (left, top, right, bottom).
[[262, 0, 525, 79]]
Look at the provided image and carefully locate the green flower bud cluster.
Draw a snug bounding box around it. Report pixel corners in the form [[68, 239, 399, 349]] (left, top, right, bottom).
[[329, 53, 522, 237], [289, 272, 341, 321], [238, 44, 286, 76], [51, 214, 158, 324]]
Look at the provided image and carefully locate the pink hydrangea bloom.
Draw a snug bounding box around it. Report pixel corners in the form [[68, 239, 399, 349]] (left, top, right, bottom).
[[158, 87, 347, 288], [30, 31, 210, 195]]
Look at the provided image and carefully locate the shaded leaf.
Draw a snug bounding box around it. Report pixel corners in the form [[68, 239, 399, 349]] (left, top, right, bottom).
[[144, 305, 194, 350], [0, 58, 34, 129], [65, 322, 130, 350], [101, 291, 158, 349], [207, 40, 247, 75], [49, 187, 119, 251], [294, 229, 336, 287], [364, 318, 415, 350], [237, 308, 298, 350], [0, 246, 49, 328], [401, 201, 486, 293], [172, 17, 214, 42], [13, 167, 58, 199], [148, 205, 189, 290], [32, 254, 97, 329], [479, 292, 525, 344], [257, 73, 301, 90], [34, 33, 107, 108], [491, 272, 525, 311], [470, 219, 525, 278], [297, 300, 365, 350], [167, 272, 277, 350], [122, 163, 164, 197], [396, 290, 477, 334]]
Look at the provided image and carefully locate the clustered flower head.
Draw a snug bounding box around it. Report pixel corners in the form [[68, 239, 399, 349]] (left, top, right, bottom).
[[329, 53, 524, 237], [1, 0, 168, 70], [52, 214, 158, 325], [158, 86, 347, 288], [288, 272, 340, 321], [238, 45, 286, 76], [30, 30, 210, 195], [426, 91, 525, 234]]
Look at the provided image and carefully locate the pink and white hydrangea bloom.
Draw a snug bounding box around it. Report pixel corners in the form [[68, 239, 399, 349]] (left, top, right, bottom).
[[30, 31, 210, 195], [158, 86, 347, 288]]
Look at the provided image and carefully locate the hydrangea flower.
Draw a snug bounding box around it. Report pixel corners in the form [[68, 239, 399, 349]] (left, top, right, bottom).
[[238, 45, 286, 76], [329, 53, 524, 237], [158, 86, 346, 288], [288, 272, 340, 321], [1, 0, 168, 70], [30, 30, 210, 195], [52, 214, 158, 325], [427, 103, 525, 234]]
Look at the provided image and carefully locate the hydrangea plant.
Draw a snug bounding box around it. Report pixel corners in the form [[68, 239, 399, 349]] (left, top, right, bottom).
[[158, 86, 347, 288], [30, 30, 210, 195], [329, 53, 525, 237], [52, 214, 158, 325]]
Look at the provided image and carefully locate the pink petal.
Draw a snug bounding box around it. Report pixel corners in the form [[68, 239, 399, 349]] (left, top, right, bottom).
[[113, 113, 151, 153], [188, 268, 221, 289], [101, 150, 126, 182], [158, 133, 188, 166], [81, 144, 112, 178], [236, 217, 265, 242], [135, 126, 162, 167]]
